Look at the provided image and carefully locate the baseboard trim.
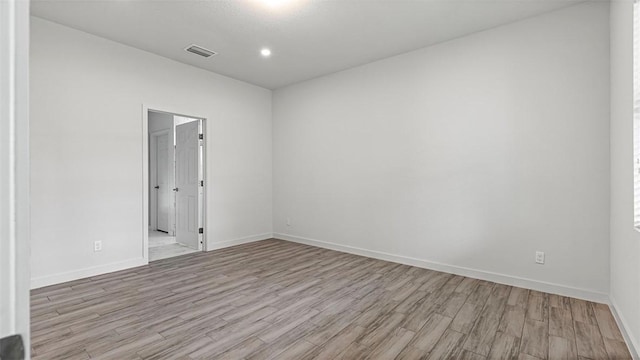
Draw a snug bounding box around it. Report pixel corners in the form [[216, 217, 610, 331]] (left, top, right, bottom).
[[609, 296, 640, 360], [274, 233, 609, 303], [206, 233, 273, 251], [31, 257, 147, 289], [30, 233, 274, 289]]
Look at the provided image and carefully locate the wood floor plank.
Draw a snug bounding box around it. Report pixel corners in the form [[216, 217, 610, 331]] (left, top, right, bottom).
[[400, 296, 440, 332], [304, 309, 359, 345], [548, 336, 577, 360], [456, 278, 480, 295], [135, 335, 215, 360], [520, 318, 549, 360], [519, 353, 543, 360], [451, 302, 484, 334], [570, 299, 597, 326], [464, 285, 510, 356], [357, 311, 407, 347], [549, 307, 574, 339], [466, 281, 494, 306], [463, 312, 502, 356], [27, 239, 631, 360], [301, 323, 366, 360], [573, 320, 607, 360], [437, 291, 468, 318], [395, 346, 429, 360], [365, 327, 416, 360], [507, 287, 529, 308], [215, 337, 266, 360], [335, 343, 370, 360], [548, 295, 571, 311], [426, 329, 466, 360], [271, 339, 316, 360], [498, 305, 526, 338], [408, 312, 452, 352], [460, 350, 488, 360], [592, 303, 624, 341], [487, 332, 520, 360], [256, 308, 319, 343], [246, 321, 317, 360], [603, 338, 633, 360], [526, 291, 549, 322]]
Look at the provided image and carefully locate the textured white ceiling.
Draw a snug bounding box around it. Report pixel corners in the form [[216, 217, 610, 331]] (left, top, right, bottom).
[[31, 0, 584, 89]]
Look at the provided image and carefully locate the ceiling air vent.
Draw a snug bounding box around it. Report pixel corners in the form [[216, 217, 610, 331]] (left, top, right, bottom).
[[184, 44, 217, 58]]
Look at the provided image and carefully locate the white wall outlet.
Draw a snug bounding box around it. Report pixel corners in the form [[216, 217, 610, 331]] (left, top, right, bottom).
[[94, 240, 102, 252], [286, 217, 291, 227], [535, 251, 545, 264]]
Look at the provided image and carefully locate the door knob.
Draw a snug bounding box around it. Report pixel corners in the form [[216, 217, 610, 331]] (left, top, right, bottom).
[[154, 186, 160, 189], [173, 188, 179, 192]]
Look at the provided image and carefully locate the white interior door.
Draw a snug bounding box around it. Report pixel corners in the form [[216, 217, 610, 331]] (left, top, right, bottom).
[[175, 120, 200, 250], [155, 133, 170, 232]]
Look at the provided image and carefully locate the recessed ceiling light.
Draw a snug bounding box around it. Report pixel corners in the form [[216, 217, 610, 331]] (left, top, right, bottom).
[[253, 0, 304, 12], [261, 48, 272, 57], [260, 0, 290, 8]]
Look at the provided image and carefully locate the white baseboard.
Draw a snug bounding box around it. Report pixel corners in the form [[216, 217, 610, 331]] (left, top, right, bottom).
[[206, 233, 273, 251], [31, 257, 147, 289], [609, 296, 640, 360], [274, 233, 609, 303], [31, 233, 274, 289]]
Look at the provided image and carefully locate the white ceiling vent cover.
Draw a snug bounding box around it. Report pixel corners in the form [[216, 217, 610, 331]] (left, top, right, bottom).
[[184, 44, 217, 58]]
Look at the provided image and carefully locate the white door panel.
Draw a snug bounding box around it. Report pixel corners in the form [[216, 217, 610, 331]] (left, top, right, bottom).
[[175, 120, 200, 250]]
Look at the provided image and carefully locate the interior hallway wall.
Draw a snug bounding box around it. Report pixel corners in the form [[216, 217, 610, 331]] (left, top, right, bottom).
[[30, 17, 273, 287]]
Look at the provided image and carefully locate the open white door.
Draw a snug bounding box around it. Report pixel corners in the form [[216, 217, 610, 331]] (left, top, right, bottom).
[[1, 0, 30, 358], [175, 120, 201, 250], [155, 133, 171, 232]]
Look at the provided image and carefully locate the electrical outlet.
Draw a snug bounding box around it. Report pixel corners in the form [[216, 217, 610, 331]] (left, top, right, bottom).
[[535, 251, 544, 264], [286, 217, 291, 227], [94, 241, 102, 252]]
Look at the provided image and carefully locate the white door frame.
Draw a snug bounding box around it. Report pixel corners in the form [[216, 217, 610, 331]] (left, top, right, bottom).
[[149, 129, 172, 233], [0, 0, 30, 357], [142, 105, 207, 263]]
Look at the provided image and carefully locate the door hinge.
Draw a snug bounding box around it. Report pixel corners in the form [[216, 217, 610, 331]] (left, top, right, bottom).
[[199, 228, 204, 234], [199, 134, 203, 140], [200, 180, 204, 187]]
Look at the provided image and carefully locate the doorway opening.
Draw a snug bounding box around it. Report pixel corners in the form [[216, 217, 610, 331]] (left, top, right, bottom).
[[147, 109, 206, 261]]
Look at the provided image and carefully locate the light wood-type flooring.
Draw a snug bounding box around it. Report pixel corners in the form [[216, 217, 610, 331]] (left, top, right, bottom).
[[31, 239, 632, 359]]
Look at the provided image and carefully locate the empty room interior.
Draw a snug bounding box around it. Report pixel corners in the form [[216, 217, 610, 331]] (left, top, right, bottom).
[[4, 0, 640, 358]]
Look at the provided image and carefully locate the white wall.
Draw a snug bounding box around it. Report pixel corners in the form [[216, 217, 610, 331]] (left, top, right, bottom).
[[610, 0, 640, 356], [30, 17, 273, 287], [273, 2, 611, 300]]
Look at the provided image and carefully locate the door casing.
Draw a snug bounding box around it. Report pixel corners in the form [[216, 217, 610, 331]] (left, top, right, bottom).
[[142, 106, 207, 263]]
